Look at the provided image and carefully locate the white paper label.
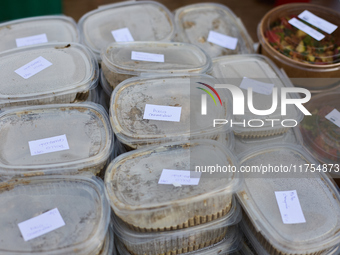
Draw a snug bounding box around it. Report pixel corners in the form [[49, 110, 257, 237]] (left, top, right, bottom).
[[240, 77, 274, 95], [15, 33, 48, 47], [143, 104, 181, 122], [18, 208, 65, 241], [158, 169, 201, 185], [275, 190, 306, 224], [326, 109, 340, 128], [29, 134, 70, 156], [207, 31, 238, 50], [15, 56, 52, 79], [111, 27, 134, 42], [288, 18, 325, 41], [298, 10, 337, 34], [131, 51, 164, 62]]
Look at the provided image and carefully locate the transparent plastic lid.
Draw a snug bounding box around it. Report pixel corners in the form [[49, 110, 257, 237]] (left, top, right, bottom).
[[79, 1, 175, 59], [260, 3, 340, 66], [101, 41, 212, 75], [0, 15, 79, 52], [0, 175, 110, 255], [174, 3, 254, 58], [105, 140, 242, 231], [0, 103, 112, 176], [0, 42, 98, 108], [210, 54, 303, 134], [237, 144, 340, 255], [110, 74, 231, 149], [299, 92, 340, 165]]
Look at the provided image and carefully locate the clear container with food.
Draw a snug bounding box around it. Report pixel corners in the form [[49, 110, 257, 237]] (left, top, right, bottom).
[[174, 3, 254, 58], [114, 216, 241, 255], [209, 54, 303, 138], [237, 144, 340, 255], [101, 41, 212, 91], [110, 74, 232, 150], [0, 15, 79, 52], [0, 103, 113, 180], [258, 3, 340, 92], [0, 175, 110, 255], [78, 1, 175, 60], [0, 42, 98, 109], [105, 139, 242, 232]]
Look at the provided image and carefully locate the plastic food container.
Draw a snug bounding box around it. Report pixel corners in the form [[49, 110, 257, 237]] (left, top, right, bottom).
[[105, 140, 242, 232], [0, 103, 113, 180], [110, 74, 232, 150], [0, 175, 110, 255], [101, 227, 115, 255], [209, 54, 303, 138], [113, 200, 241, 255], [174, 3, 254, 58], [258, 3, 340, 91], [0, 42, 98, 109], [237, 144, 340, 255], [78, 1, 175, 60], [101, 41, 212, 91], [0, 15, 79, 52]]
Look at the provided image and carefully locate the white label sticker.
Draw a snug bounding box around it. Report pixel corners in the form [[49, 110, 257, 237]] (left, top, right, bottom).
[[28, 134, 70, 156], [298, 10, 337, 34], [15, 56, 52, 79], [326, 109, 340, 128], [15, 33, 48, 47], [18, 208, 65, 241], [111, 27, 134, 42], [240, 77, 274, 95], [288, 18, 325, 41], [207, 31, 238, 50], [143, 104, 181, 122], [158, 169, 201, 185], [131, 51, 164, 62], [275, 190, 306, 224]]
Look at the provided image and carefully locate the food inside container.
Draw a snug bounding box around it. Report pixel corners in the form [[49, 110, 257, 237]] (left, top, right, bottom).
[[0, 175, 110, 255], [0, 42, 98, 109], [0, 103, 112, 179], [174, 3, 254, 58], [78, 1, 175, 60], [105, 140, 241, 232], [0, 15, 79, 52], [237, 144, 340, 255], [101, 41, 212, 91]]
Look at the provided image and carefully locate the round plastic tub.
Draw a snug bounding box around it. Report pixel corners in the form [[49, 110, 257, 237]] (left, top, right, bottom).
[[258, 3, 340, 92], [209, 54, 303, 138], [0, 42, 98, 110], [101, 41, 212, 92], [174, 3, 254, 58], [0, 103, 113, 180], [237, 144, 340, 255], [105, 140, 242, 232], [0, 15, 79, 52], [0, 175, 110, 255], [110, 74, 232, 150], [78, 1, 175, 60]]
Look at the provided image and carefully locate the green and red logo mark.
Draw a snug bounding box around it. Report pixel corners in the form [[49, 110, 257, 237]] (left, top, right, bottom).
[[196, 82, 222, 115]]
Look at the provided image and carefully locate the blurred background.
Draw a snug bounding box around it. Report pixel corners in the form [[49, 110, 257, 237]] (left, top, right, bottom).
[[0, 0, 339, 41]]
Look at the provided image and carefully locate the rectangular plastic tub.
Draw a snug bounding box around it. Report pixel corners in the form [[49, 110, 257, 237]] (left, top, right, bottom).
[[237, 144, 340, 255], [0, 103, 113, 180], [0, 42, 98, 110], [110, 74, 232, 150], [79, 1, 175, 60], [0, 175, 110, 255], [0, 15, 79, 52], [174, 3, 254, 58], [104, 140, 241, 232], [101, 41, 212, 92]]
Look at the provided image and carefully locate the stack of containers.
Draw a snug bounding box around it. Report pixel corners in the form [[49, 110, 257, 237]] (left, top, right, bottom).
[[105, 140, 243, 255]]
